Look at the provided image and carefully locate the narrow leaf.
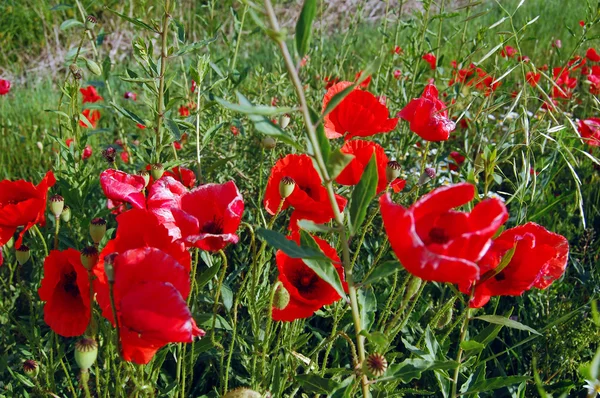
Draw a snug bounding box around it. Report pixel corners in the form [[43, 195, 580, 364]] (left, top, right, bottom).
[[475, 315, 541, 335], [348, 154, 378, 235], [295, 0, 317, 58]]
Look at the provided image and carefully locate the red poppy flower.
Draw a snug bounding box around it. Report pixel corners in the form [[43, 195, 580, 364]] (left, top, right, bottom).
[[422, 53, 437, 69], [552, 68, 577, 98], [38, 249, 90, 337], [379, 183, 508, 287], [393, 70, 402, 80], [0, 171, 56, 248], [393, 45, 403, 55], [354, 71, 371, 88], [398, 84, 455, 142], [65, 138, 74, 147], [137, 123, 146, 130], [449, 151, 465, 171], [526, 72, 541, 87], [578, 118, 600, 146], [390, 178, 406, 193], [264, 154, 347, 228], [586, 48, 600, 62], [80, 86, 103, 103], [580, 20, 585, 27], [0, 79, 10, 95], [100, 169, 146, 210], [336, 140, 389, 193], [163, 166, 196, 189], [94, 247, 203, 364], [588, 67, 600, 94], [123, 92, 137, 101], [180, 181, 244, 252], [82, 145, 93, 160], [80, 109, 101, 128], [322, 81, 398, 140], [273, 234, 347, 321], [500, 46, 517, 58], [230, 126, 240, 136], [179, 106, 190, 117], [468, 222, 569, 308]]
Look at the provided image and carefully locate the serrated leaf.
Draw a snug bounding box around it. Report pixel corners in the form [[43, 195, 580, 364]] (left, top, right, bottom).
[[348, 154, 378, 235], [464, 376, 529, 394], [256, 228, 328, 260], [327, 149, 355, 180], [358, 288, 376, 331], [474, 315, 541, 335], [60, 19, 83, 30], [362, 260, 402, 285]]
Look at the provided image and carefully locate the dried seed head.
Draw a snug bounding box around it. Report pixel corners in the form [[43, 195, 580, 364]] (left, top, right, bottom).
[[386, 161, 402, 183], [101, 147, 116, 163], [61, 205, 72, 223], [80, 246, 99, 270], [279, 176, 296, 199], [16, 244, 31, 265], [103, 252, 118, 283], [69, 64, 82, 80], [75, 338, 98, 370], [363, 353, 388, 378], [151, 163, 164, 180], [23, 359, 39, 378], [49, 195, 65, 218], [90, 217, 107, 244], [84, 15, 97, 31], [418, 167, 437, 185]]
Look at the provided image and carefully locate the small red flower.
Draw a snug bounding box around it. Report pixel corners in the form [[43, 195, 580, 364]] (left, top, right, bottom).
[[526, 71, 541, 87], [65, 138, 74, 147], [178, 106, 190, 117], [322, 81, 398, 140], [80, 86, 103, 103], [324, 76, 340, 90], [393, 45, 403, 55], [230, 126, 240, 136], [450, 60, 458, 69], [578, 118, 600, 146], [336, 140, 389, 193], [380, 183, 508, 287], [500, 45, 517, 58], [191, 80, 197, 93], [552, 67, 577, 98], [469, 222, 568, 308], [38, 249, 90, 337], [390, 178, 406, 193], [180, 181, 244, 252], [0, 79, 10, 95], [136, 123, 146, 130], [100, 169, 146, 210], [580, 20, 585, 27], [273, 234, 347, 321], [80, 109, 101, 128], [398, 84, 456, 142], [120, 151, 129, 163], [422, 53, 437, 69], [164, 166, 196, 189], [123, 92, 137, 101], [552, 39, 562, 49], [568, 55, 587, 70], [449, 151, 465, 171], [0, 171, 56, 248], [264, 154, 347, 229], [586, 48, 600, 62], [82, 145, 93, 160], [393, 69, 402, 80]]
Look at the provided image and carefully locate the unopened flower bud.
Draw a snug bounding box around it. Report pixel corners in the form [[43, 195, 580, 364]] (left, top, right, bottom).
[[75, 338, 98, 370], [84, 15, 97, 31], [61, 205, 72, 223], [36, 142, 43, 151], [90, 217, 107, 244], [138, 170, 150, 187], [151, 163, 164, 180], [222, 388, 262, 398], [273, 285, 290, 310], [405, 276, 422, 301], [436, 306, 453, 329], [279, 176, 295, 199], [261, 136, 276, 149], [417, 167, 436, 185], [103, 253, 118, 283], [22, 360, 39, 379], [102, 147, 116, 164], [16, 245, 31, 265], [80, 246, 99, 270], [49, 195, 65, 218], [279, 114, 291, 129], [69, 64, 82, 80], [386, 161, 402, 183], [362, 353, 388, 378], [85, 58, 102, 76]]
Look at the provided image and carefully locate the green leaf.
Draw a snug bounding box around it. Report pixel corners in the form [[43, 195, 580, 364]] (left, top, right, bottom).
[[196, 263, 221, 290], [358, 288, 377, 332], [328, 376, 355, 398], [474, 315, 541, 335], [348, 154, 378, 235], [203, 122, 226, 145], [172, 37, 217, 56], [107, 8, 158, 32], [297, 219, 333, 233], [50, 4, 73, 11], [460, 340, 485, 352], [366, 331, 389, 351], [309, 107, 331, 165], [165, 118, 182, 141], [110, 101, 145, 126], [299, 230, 347, 300], [195, 314, 232, 330], [295, 0, 317, 58], [215, 96, 294, 116], [294, 374, 336, 394], [378, 359, 432, 383], [326, 149, 355, 180], [60, 19, 83, 30], [256, 228, 328, 260], [464, 376, 529, 394], [362, 260, 402, 285]]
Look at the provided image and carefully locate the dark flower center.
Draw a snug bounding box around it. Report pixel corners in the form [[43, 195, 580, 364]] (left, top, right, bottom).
[[494, 271, 506, 281], [61, 271, 80, 298], [292, 267, 319, 295], [429, 227, 450, 244], [202, 217, 224, 235], [298, 185, 315, 200]]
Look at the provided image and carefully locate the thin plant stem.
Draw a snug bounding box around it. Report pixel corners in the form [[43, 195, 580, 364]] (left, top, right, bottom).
[[32, 225, 48, 257], [155, 0, 171, 163], [231, 3, 248, 72], [451, 293, 473, 398], [108, 281, 122, 357], [53, 217, 60, 250]]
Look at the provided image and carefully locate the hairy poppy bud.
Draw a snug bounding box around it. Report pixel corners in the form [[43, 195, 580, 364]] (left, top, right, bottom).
[[49, 195, 65, 218], [36, 142, 43, 151], [151, 163, 164, 180], [61, 205, 72, 223], [90, 217, 107, 244], [261, 136, 276, 149], [279, 114, 291, 129], [273, 284, 290, 310], [75, 338, 98, 370], [84, 15, 97, 31], [418, 167, 436, 185], [69, 64, 82, 80], [405, 276, 422, 301], [138, 170, 150, 187], [103, 253, 118, 283], [80, 246, 99, 270], [85, 58, 102, 76], [279, 176, 295, 199], [436, 306, 453, 329], [363, 353, 388, 378], [222, 388, 262, 398], [22, 360, 39, 379], [386, 161, 402, 183], [16, 245, 31, 265]]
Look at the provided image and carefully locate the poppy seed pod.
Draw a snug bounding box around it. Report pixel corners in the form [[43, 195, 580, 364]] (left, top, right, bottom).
[[417, 167, 436, 185], [103, 253, 118, 283], [22, 360, 39, 379], [278, 176, 295, 199], [386, 161, 402, 183], [49, 195, 65, 218], [74, 338, 98, 370], [279, 114, 291, 129], [80, 246, 99, 270], [15, 245, 31, 265], [61, 205, 71, 223], [90, 217, 107, 244], [151, 163, 165, 180], [138, 170, 150, 188], [84, 15, 97, 31], [222, 388, 263, 398], [273, 284, 290, 310], [69, 64, 82, 80], [362, 353, 388, 378], [261, 136, 276, 149]]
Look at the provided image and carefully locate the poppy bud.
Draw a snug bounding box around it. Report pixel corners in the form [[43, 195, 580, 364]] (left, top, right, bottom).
[[90, 217, 107, 244], [405, 276, 422, 301], [102, 147, 116, 164], [279, 114, 291, 129], [261, 136, 276, 149], [417, 167, 436, 185], [386, 161, 402, 183], [138, 170, 150, 187], [151, 163, 164, 180], [436, 306, 453, 329], [69, 64, 82, 80], [16, 245, 31, 265], [84, 15, 97, 31], [85, 58, 102, 76], [61, 205, 72, 223], [80, 246, 99, 270], [222, 388, 262, 398], [49, 195, 65, 218], [22, 360, 39, 379], [36, 142, 43, 151], [273, 285, 290, 310], [74, 338, 98, 370], [279, 176, 295, 199], [362, 353, 388, 378], [103, 253, 118, 283]]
